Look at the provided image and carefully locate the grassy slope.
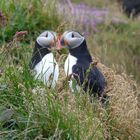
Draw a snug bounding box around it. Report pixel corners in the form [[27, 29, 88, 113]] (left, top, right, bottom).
[[0, 0, 140, 139]]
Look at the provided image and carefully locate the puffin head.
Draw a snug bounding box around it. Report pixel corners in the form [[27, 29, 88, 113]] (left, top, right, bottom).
[[36, 30, 57, 49], [57, 31, 85, 50]]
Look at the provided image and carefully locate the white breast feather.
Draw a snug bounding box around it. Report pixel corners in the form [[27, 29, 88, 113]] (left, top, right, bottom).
[[34, 53, 59, 88], [64, 54, 77, 76], [64, 54, 80, 92]]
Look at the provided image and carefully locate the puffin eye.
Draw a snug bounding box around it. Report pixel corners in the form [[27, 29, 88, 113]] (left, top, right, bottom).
[[72, 33, 74, 38], [46, 33, 48, 37]]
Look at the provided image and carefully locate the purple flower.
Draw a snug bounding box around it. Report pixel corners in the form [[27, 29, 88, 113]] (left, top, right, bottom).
[[15, 31, 28, 37], [58, 0, 127, 33], [14, 31, 28, 41]]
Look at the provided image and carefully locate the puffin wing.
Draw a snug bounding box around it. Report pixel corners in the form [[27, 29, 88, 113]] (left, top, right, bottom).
[[72, 64, 106, 96], [89, 67, 106, 96], [29, 47, 39, 69], [72, 64, 85, 86]]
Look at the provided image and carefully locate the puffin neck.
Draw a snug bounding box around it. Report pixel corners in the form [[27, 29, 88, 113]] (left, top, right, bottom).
[[30, 41, 51, 69], [69, 40, 92, 62]]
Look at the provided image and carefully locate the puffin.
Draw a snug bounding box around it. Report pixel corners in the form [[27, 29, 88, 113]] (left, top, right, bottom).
[[123, 0, 140, 17], [29, 31, 59, 88], [57, 31, 107, 102]]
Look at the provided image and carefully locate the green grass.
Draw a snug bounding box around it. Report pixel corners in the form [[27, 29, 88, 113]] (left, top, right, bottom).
[[88, 21, 140, 82], [0, 0, 60, 44], [0, 0, 140, 139], [72, 0, 112, 7], [0, 51, 106, 139]]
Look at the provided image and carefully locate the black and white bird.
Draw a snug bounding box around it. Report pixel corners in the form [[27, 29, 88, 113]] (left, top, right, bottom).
[[58, 31, 107, 100], [123, 0, 140, 17], [29, 31, 59, 88]]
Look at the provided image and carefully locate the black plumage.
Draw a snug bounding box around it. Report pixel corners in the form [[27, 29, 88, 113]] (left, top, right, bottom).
[[69, 40, 106, 97], [123, 0, 140, 17], [29, 41, 51, 69]]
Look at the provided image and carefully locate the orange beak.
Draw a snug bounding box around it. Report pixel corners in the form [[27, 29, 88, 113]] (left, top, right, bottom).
[[56, 35, 68, 50], [50, 40, 55, 46], [56, 35, 62, 50]]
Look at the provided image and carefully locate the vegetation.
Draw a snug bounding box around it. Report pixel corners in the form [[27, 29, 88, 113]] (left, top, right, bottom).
[[0, 0, 140, 139]]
